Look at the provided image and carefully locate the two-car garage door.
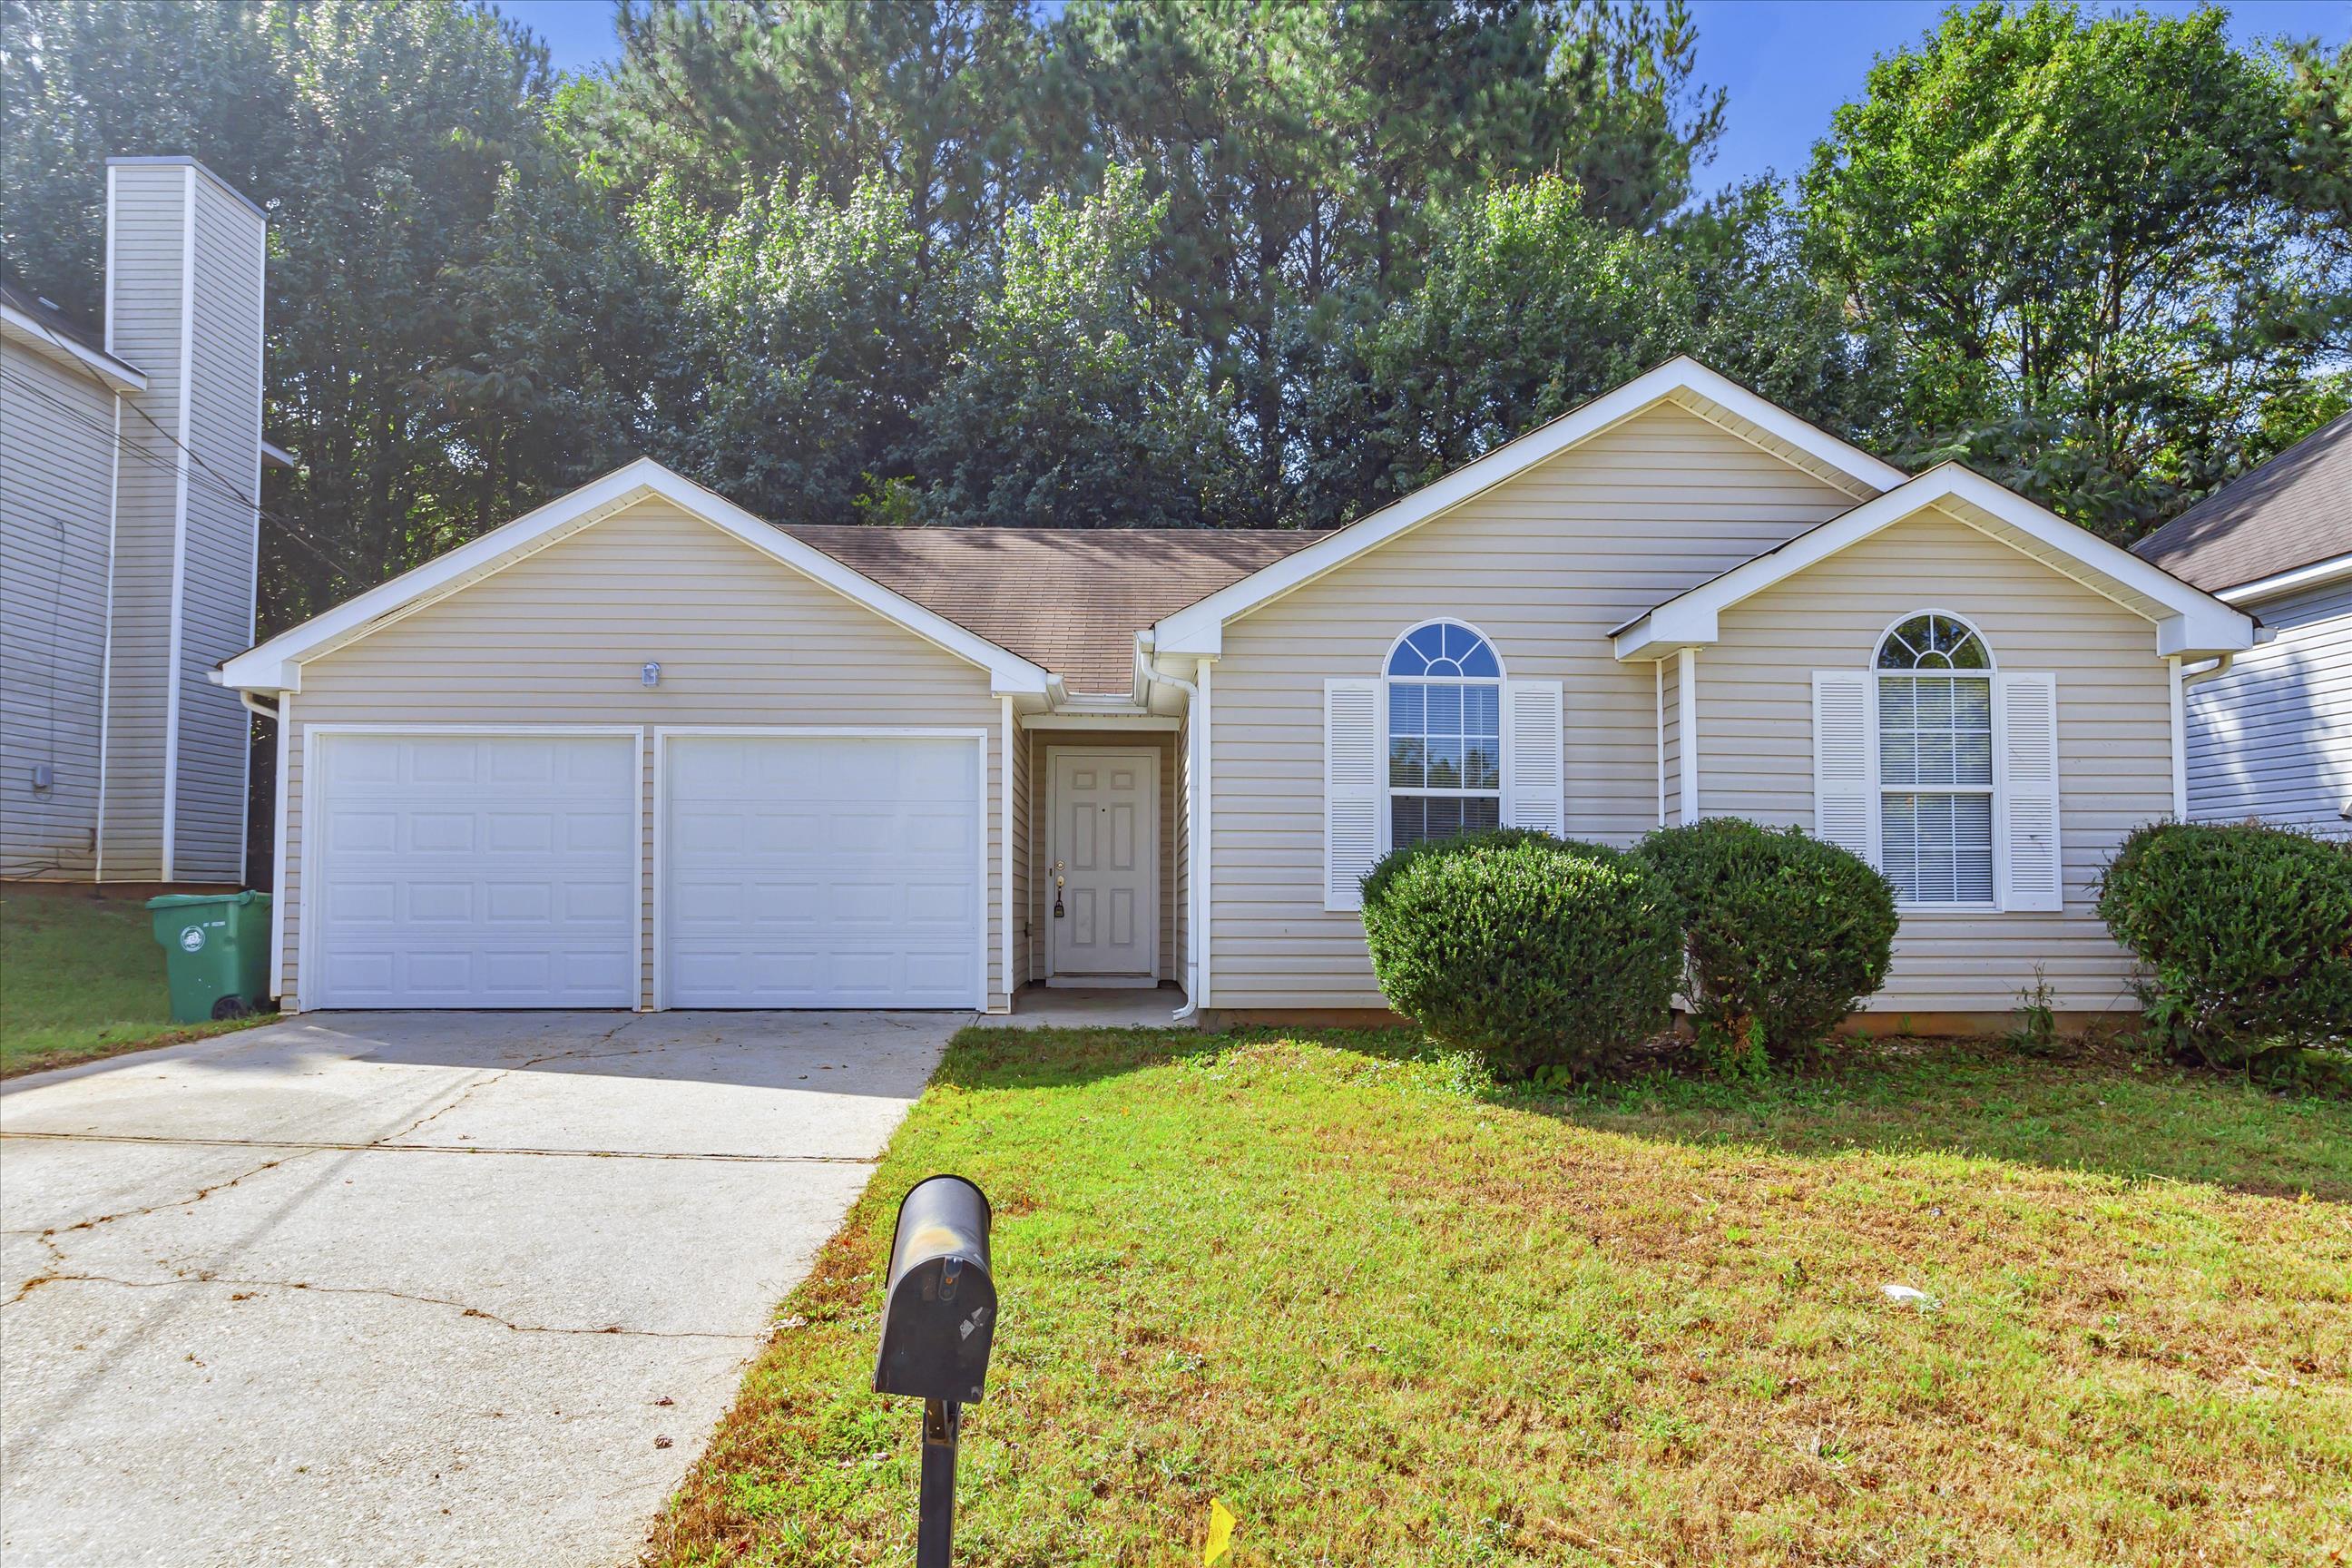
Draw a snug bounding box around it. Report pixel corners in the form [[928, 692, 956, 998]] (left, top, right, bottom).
[[306, 731, 982, 1010]]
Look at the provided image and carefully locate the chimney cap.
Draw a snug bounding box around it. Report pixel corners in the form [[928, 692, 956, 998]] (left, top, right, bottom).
[[105, 156, 269, 224]]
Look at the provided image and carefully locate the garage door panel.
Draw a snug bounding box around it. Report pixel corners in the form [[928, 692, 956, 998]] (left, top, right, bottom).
[[310, 734, 637, 1010], [662, 735, 981, 1008]]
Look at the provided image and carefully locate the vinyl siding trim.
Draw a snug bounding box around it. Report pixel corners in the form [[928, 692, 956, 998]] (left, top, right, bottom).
[[1677, 647, 1698, 820]]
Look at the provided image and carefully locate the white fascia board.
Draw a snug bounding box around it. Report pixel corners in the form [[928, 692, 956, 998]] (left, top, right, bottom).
[[1, 303, 147, 391], [219, 458, 1054, 695], [1611, 466, 2257, 662], [1153, 357, 1907, 654], [2215, 551, 2352, 605]]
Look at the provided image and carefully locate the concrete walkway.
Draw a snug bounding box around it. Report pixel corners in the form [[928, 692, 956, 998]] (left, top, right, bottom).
[[0, 1010, 954, 1567]]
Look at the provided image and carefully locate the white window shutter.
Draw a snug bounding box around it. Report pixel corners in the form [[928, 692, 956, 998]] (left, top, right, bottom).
[[1995, 671, 2062, 911], [1501, 680, 1565, 835], [1811, 671, 1877, 865], [1324, 679, 1381, 912]]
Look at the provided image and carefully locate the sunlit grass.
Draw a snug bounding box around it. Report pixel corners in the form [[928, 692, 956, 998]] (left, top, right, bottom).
[[0, 889, 270, 1077], [650, 1026, 2352, 1566]]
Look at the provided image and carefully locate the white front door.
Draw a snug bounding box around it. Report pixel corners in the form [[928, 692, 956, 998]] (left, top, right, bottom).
[[307, 731, 639, 1009], [662, 733, 984, 1008], [1048, 750, 1156, 978]]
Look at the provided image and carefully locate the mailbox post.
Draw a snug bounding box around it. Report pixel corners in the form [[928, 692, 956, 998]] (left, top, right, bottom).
[[875, 1175, 995, 1568]]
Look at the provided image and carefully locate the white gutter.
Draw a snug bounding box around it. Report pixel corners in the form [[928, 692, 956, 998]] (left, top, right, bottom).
[[2215, 553, 2352, 605]]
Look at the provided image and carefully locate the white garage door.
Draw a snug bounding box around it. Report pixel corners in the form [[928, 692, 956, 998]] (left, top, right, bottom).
[[662, 734, 983, 1008], [309, 732, 639, 1009]]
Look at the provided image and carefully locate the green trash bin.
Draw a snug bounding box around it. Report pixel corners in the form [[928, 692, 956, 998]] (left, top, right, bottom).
[[148, 892, 273, 1024]]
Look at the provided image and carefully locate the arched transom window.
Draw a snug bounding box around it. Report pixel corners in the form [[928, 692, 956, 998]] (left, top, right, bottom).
[[1875, 612, 1994, 906], [1387, 621, 1502, 848]]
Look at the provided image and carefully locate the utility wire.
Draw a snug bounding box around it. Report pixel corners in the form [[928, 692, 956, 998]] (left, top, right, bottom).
[[5, 355, 374, 586]]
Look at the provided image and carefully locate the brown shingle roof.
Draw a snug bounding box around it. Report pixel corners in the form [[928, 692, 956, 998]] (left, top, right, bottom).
[[2132, 415, 2352, 594], [781, 525, 1323, 694]]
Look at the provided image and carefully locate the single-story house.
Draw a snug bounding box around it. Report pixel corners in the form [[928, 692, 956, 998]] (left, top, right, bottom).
[[216, 358, 2254, 1028], [2132, 413, 2350, 838]]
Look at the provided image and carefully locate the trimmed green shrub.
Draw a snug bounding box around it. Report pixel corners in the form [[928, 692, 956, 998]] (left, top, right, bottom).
[[1635, 818, 1899, 1056], [2096, 821, 2352, 1066], [1359, 828, 1680, 1080]]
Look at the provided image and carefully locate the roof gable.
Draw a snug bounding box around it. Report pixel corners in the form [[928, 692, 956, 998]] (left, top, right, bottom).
[[1152, 357, 1910, 656], [1612, 466, 2255, 662], [217, 460, 1055, 696]]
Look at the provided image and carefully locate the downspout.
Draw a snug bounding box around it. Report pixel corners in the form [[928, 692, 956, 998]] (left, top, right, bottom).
[[238, 690, 279, 722], [1139, 633, 1207, 1022], [2169, 652, 2238, 824]]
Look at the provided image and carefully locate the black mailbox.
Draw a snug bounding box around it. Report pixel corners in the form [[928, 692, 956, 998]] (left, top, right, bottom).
[[874, 1174, 996, 1405]]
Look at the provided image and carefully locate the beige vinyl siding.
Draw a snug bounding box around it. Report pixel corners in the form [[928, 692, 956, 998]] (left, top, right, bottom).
[[1209, 404, 1860, 1009], [0, 345, 116, 877], [98, 162, 190, 879], [1704, 505, 2171, 1014], [2184, 580, 2350, 837], [168, 175, 267, 880], [1024, 730, 1178, 984], [279, 499, 1005, 1010]]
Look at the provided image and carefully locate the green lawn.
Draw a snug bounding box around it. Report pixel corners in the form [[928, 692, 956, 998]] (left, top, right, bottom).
[[651, 1026, 2352, 1567], [0, 889, 271, 1077]]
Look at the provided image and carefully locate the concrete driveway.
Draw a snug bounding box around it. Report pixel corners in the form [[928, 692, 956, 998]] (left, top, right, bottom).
[[0, 1010, 954, 1567]]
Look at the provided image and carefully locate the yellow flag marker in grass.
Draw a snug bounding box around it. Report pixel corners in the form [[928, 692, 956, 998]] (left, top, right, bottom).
[[1203, 1497, 1237, 1564]]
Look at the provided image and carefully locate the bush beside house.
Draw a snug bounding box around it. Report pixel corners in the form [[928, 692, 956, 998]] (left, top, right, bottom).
[[1636, 818, 1899, 1060], [2097, 821, 2352, 1073], [1359, 829, 1681, 1080]]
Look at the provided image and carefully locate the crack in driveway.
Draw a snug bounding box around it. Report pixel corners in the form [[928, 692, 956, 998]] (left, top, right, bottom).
[[1, 1131, 879, 1164], [12, 1269, 762, 1340]]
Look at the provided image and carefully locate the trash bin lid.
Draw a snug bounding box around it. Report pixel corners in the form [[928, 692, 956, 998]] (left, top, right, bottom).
[[144, 891, 269, 909]]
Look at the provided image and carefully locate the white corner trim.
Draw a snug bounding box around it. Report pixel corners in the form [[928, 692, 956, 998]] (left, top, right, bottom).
[[95, 395, 122, 880], [1611, 466, 2257, 662], [158, 164, 198, 882], [218, 459, 1055, 696], [1677, 647, 1699, 821], [1153, 357, 1906, 654], [2168, 656, 2188, 819], [1197, 658, 1213, 1011], [269, 691, 291, 1004], [2214, 551, 2352, 605], [1001, 695, 1015, 1006], [1654, 658, 1665, 828]]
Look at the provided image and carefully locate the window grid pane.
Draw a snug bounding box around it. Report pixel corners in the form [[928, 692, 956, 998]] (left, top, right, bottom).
[[1387, 622, 1503, 848], [1880, 790, 1994, 904]]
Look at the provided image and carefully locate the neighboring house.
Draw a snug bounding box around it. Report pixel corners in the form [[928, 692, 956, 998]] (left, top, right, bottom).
[[2132, 416, 2351, 838], [1, 155, 279, 883], [218, 358, 2252, 1027]]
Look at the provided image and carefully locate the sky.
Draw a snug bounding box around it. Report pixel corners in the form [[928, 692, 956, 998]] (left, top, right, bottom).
[[498, 0, 2352, 198]]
